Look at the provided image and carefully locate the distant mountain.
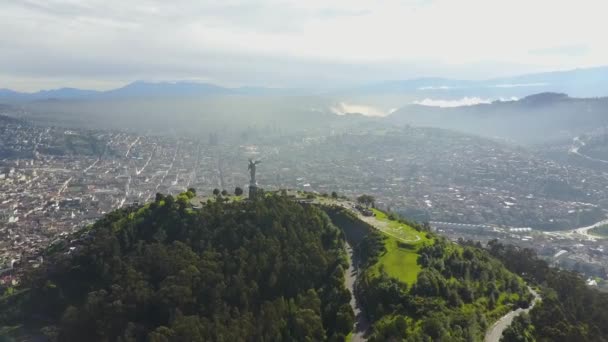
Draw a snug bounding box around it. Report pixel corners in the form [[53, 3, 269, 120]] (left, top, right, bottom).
[[103, 81, 230, 98], [0, 87, 100, 101], [0, 81, 302, 103], [2, 65, 607, 103], [389, 92, 608, 144], [344, 66, 608, 99]]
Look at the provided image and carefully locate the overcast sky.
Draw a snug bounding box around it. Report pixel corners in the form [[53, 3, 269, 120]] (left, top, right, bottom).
[[2, 0, 607, 91]]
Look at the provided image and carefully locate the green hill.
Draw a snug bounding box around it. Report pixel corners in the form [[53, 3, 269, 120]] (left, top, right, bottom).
[[0, 192, 544, 342], [0, 192, 354, 341], [324, 205, 532, 341], [489, 241, 608, 341]]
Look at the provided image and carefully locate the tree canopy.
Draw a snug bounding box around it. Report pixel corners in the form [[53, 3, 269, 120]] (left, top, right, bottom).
[[0, 193, 353, 341]]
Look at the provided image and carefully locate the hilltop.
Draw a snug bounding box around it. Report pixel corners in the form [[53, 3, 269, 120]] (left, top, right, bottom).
[[0, 190, 539, 341], [0, 192, 354, 341]]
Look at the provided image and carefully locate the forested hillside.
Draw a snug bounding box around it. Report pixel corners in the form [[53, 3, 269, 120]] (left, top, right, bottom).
[[2, 192, 593, 342], [326, 207, 532, 341], [489, 241, 608, 342], [0, 192, 354, 341]]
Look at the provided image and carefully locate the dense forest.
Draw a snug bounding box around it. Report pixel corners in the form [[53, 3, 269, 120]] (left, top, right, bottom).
[[487, 240, 608, 342], [0, 192, 354, 341]]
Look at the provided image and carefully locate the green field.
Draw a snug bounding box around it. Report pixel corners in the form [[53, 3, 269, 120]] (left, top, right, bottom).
[[368, 209, 432, 285], [371, 208, 421, 241]]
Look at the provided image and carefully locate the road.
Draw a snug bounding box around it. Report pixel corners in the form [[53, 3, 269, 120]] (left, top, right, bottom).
[[344, 242, 369, 342], [125, 136, 140, 158], [572, 219, 608, 240], [57, 177, 73, 196], [135, 144, 157, 175], [484, 287, 541, 342], [144, 143, 179, 202], [570, 136, 608, 164], [545, 218, 608, 241]]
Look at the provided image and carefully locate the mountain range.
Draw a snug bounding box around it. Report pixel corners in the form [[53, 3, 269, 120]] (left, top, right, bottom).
[[2, 66, 608, 102]]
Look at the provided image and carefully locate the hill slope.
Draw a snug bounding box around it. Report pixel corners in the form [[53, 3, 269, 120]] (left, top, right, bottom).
[[325, 205, 532, 341], [0, 193, 354, 341]]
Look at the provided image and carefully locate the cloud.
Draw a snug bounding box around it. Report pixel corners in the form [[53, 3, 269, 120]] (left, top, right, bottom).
[[413, 97, 492, 107], [331, 102, 388, 117], [1, 0, 608, 90]]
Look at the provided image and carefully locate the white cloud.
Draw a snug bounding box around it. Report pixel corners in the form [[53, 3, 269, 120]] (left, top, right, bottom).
[[413, 97, 492, 108], [331, 102, 388, 117]]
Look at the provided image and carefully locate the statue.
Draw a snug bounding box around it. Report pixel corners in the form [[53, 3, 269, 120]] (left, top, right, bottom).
[[248, 159, 261, 185], [248, 159, 261, 200]]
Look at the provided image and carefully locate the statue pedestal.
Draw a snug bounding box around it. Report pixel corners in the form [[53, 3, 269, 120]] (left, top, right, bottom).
[[248, 184, 258, 200]]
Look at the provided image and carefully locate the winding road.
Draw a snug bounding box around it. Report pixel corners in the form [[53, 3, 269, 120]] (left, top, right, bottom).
[[484, 286, 541, 342], [344, 242, 370, 342]]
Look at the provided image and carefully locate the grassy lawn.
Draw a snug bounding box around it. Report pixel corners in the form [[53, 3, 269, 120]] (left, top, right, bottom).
[[371, 236, 422, 285], [345, 332, 353, 342], [371, 208, 420, 241], [368, 209, 433, 286]]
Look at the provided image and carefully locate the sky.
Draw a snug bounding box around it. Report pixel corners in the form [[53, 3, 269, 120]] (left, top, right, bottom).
[[2, 0, 607, 92]]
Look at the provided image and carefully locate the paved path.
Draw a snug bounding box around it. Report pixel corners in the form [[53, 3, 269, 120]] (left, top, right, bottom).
[[484, 287, 541, 342], [344, 242, 370, 342]]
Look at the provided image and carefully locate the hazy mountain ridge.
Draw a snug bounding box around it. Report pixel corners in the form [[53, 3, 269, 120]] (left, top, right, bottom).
[[2, 66, 608, 102], [349, 66, 608, 98], [0, 82, 300, 102], [390, 93, 608, 144]]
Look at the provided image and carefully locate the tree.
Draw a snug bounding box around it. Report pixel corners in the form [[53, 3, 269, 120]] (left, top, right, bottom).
[[357, 194, 375, 208], [185, 188, 196, 199], [212, 188, 220, 196], [1, 195, 353, 341], [234, 187, 244, 196], [331, 191, 338, 199], [221, 189, 228, 196]]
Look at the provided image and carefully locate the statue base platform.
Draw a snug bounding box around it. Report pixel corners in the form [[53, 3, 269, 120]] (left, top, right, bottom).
[[249, 184, 258, 200]]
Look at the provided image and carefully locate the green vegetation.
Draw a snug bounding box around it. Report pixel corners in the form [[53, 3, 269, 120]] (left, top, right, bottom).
[[0, 193, 354, 341], [352, 209, 530, 341], [322, 205, 528, 341], [356, 194, 375, 208], [365, 210, 431, 285], [370, 237, 422, 285], [489, 240, 608, 341], [590, 224, 608, 237], [371, 208, 422, 241]]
